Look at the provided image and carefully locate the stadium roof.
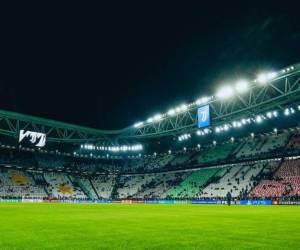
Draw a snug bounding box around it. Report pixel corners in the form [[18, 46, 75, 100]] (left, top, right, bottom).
[[0, 62, 299, 145]]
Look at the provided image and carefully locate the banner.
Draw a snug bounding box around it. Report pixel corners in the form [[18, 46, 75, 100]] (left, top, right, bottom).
[[22, 198, 43, 203], [19, 130, 46, 147], [192, 200, 223, 204], [0, 198, 21, 202], [158, 200, 174, 204], [277, 201, 300, 205], [240, 200, 272, 205], [197, 105, 211, 128], [173, 200, 189, 204], [144, 200, 160, 204]]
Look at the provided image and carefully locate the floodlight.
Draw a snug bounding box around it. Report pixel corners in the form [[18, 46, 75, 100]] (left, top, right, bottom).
[[202, 97, 210, 103], [196, 96, 210, 105], [196, 99, 202, 105], [204, 128, 210, 134], [216, 85, 234, 99], [257, 73, 268, 84], [255, 115, 263, 123], [284, 108, 290, 116], [266, 112, 272, 119], [147, 118, 153, 123], [257, 72, 277, 84], [235, 80, 249, 93], [153, 114, 162, 121], [267, 72, 277, 79], [167, 109, 176, 116], [180, 104, 187, 111], [134, 122, 144, 128]]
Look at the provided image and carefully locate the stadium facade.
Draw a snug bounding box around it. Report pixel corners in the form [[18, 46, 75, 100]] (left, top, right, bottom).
[[0, 62, 300, 204]]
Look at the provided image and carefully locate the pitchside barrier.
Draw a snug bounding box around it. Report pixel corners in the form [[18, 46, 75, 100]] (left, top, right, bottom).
[[0, 198, 298, 205], [239, 200, 272, 205]]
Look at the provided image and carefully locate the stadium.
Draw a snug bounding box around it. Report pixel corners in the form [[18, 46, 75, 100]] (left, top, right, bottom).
[[1, 62, 300, 249], [1, 4, 300, 250]]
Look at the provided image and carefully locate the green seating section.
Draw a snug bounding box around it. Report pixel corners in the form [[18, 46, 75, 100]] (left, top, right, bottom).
[[196, 142, 237, 165], [161, 168, 219, 198]]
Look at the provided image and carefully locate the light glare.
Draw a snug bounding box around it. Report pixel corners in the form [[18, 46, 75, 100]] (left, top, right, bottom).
[[235, 80, 249, 93], [216, 85, 234, 99]]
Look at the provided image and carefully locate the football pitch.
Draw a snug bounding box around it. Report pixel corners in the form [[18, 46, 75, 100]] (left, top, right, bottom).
[[0, 203, 299, 249]]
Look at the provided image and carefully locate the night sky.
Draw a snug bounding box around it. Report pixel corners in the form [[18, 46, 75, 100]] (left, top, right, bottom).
[[1, 2, 300, 130]]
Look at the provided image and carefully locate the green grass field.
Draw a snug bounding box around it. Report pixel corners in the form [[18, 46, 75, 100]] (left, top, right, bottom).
[[0, 203, 299, 249]]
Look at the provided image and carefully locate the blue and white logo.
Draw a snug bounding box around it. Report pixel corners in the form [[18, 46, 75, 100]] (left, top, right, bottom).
[[197, 105, 210, 128]]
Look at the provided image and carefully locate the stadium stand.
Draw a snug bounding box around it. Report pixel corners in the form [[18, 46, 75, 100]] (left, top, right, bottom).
[[169, 153, 190, 167], [116, 174, 154, 199], [79, 176, 99, 199], [199, 162, 265, 198], [249, 158, 300, 198], [235, 132, 289, 159], [287, 129, 300, 150], [44, 172, 86, 199], [90, 175, 116, 199], [125, 154, 174, 172], [134, 172, 188, 199], [161, 168, 219, 199], [0, 128, 300, 200], [0, 168, 46, 198], [192, 142, 237, 165]]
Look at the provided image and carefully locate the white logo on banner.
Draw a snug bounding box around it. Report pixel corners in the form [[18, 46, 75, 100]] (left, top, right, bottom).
[[200, 111, 207, 122], [19, 130, 46, 147]]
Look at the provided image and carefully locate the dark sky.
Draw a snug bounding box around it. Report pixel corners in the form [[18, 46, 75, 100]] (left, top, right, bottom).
[[1, 2, 300, 130]]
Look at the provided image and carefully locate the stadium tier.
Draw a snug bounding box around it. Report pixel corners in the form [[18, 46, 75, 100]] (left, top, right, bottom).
[[0, 128, 300, 201], [161, 168, 219, 199]]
